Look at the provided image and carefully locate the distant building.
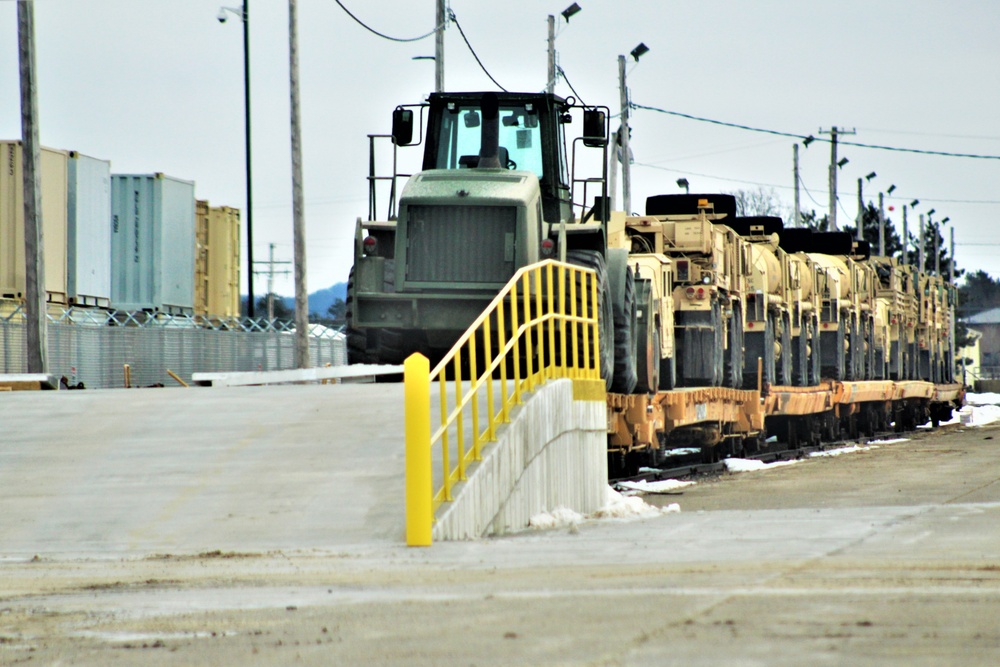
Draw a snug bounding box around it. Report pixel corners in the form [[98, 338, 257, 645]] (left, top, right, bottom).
[[956, 328, 982, 385], [964, 308, 1000, 378]]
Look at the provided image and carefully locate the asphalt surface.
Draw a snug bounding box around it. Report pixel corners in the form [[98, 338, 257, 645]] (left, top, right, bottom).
[[2, 385, 1000, 665]]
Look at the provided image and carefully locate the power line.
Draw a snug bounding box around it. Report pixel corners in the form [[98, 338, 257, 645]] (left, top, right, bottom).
[[631, 102, 1000, 161], [449, 11, 508, 92], [557, 66, 586, 106], [332, 0, 443, 42]]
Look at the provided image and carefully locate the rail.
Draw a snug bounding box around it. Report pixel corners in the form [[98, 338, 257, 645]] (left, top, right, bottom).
[[405, 259, 601, 546]]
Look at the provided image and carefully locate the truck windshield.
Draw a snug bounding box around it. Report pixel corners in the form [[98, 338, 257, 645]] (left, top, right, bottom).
[[433, 104, 544, 178]]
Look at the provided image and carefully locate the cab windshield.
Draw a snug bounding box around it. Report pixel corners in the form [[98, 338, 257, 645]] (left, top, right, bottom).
[[432, 104, 544, 178]]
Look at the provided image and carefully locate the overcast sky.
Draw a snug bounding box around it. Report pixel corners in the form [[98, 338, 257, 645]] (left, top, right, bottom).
[[2, 0, 998, 296]]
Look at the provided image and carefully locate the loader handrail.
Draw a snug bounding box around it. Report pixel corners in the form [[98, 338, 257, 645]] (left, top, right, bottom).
[[405, 259, 601, 546]]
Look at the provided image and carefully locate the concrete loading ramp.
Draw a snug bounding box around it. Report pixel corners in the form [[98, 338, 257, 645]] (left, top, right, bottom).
[[0, 384, 410, 557], [0, 376, 606, 556]]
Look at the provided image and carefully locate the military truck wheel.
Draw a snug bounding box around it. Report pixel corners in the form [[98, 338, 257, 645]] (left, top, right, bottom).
[[611, 265, 638, 394], [809, 317, 822, 385], [764, 312, 777, 387], [725, 304, 744, 390], [793, 316, 809, 387], [779, 312, 792, 386], [565, 249, 614, 389], [634, 278, 659, 394]]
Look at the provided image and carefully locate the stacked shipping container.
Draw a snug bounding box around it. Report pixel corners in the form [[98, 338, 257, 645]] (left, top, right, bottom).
[[67, 152, 112, 307], [195, 200, 241, 320], [110, 173, 196, 314], [1, 143, 241, 318], [0, 142, 69, 304]]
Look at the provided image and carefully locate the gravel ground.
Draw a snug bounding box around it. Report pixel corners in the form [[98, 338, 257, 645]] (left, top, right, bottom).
[[3, 422, 1000, 666]]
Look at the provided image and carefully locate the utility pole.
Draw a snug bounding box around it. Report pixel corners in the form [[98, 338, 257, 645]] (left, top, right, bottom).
[[792, 144, 801, 227], [819, 126, 855, 231], [618, 55, 632, 215], [608, 128, 619, 212], [856, 177, 864, 241], [289, 0, 309, 368], [878, 192, 885, 257], [927, 211, 938, 276], [918, 214, 925, 273], [18, 0, 46, 373], [251, 245, 291, 324], [902, 206, 909, 265], [267, 243, 276, 322], [950, 225, 957, 384], [435, 0, 445, 92], [546, 14, 556, 94]]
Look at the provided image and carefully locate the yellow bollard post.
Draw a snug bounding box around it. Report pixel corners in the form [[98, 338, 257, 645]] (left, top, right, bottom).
[[405, 353, 432, 547]]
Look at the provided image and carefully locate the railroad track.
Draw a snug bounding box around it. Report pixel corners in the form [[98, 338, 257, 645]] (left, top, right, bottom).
[[610, 429, 944, 486]]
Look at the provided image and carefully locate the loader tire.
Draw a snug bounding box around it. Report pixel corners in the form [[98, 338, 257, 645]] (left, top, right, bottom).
[[565, 249, 614, 390]]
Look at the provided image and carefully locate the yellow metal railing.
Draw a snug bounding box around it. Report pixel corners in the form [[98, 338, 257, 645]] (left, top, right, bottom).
[[405, 259, 601, 546]]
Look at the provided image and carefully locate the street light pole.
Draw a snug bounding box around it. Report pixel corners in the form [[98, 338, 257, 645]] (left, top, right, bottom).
[[243, 2, 255, 319], [220, 3, 255, 318]]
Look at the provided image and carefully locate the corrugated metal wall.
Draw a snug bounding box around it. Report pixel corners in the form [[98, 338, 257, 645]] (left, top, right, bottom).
[[0, 305, 345, 388]]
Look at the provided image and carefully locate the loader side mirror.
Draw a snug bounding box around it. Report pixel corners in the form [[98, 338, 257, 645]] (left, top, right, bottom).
[[392, 108, 414, 146], [582, 109, 607, 147]]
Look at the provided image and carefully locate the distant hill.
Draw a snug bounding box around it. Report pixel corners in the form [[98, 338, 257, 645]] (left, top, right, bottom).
[[244, 282, 347, 317], [301, 282, 347, 316]]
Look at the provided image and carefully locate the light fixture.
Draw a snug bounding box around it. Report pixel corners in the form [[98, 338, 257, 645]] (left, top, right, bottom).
[[676, 178, 689, 194], [911, 199, 919, 208], [865, 171, 876, 181], [802, 135, 815, 147], [887, 184, 896, 194], [928, 208, 936, 216], [630, 42, 650, 61], [941, 217, 950, 225], [837, 157, 849, 168], [561, 2, 582, 21], [412, 55, 435, 61]]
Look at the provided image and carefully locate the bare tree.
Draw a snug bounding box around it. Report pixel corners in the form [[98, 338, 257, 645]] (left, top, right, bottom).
[[728, 186, 788, 220]]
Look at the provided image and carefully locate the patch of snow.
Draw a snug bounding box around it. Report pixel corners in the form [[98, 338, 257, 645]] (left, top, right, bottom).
[[528, 507, 583, 530], [867, 437, 910, 445], [809, 444, 879, 458], [959, 404, 1000, 427], [615, 479, 696, 495], [661, 448, 701, 457], [965, 392, 1000, 406], [723, 457, 798, 473], [918, 404, 1000, 429], [530, 488, 684, 532]]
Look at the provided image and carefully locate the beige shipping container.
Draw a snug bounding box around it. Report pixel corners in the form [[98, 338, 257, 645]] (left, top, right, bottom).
[[194, 200, 240, 319], [0, 142, 69, 304]]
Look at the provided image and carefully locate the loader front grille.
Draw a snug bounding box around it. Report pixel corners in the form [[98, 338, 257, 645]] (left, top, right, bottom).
[[404, 204, 517, 285]]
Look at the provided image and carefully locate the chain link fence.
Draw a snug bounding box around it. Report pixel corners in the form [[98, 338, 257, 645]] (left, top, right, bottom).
[[0, 303, 346, 389]]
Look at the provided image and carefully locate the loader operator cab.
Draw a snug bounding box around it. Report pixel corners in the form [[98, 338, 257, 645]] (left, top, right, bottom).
[[391, 91, 607, 225]]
